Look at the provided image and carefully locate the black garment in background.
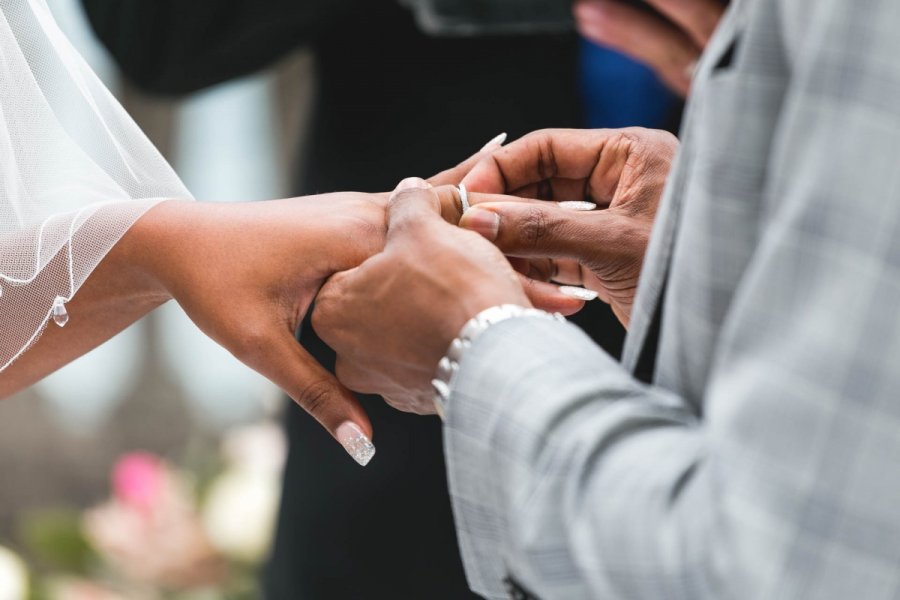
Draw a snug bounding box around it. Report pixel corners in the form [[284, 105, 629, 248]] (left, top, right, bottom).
[[82, 2, 626, 597], [289, 9, 628, 597]]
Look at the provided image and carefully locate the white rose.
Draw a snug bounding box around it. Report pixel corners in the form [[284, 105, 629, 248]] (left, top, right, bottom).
[[0, 545, 29, 600], [201, 468, 281, 563]]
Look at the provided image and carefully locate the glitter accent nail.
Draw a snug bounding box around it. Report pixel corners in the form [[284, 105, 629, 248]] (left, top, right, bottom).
[[336, 422, 376, 467], [558, 201, 597, 211], [559, 286, 599, 301]]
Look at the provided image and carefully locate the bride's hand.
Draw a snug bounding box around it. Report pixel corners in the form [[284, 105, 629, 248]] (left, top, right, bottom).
[[130, 193, 387, 465], [0, 136, 507, 462]]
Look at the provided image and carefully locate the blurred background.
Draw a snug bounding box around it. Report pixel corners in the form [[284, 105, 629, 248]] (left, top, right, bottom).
[[0, 0, 311, 597]]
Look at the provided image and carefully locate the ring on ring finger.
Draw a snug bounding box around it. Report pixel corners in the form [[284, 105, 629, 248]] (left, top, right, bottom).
[[458, 183, 470, 214]]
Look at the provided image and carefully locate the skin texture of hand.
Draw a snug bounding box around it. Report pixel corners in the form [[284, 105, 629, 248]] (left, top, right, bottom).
[[574, 0, 725, 96], [460, 128, 679, 327], [312, 180, 539, 416], [136, 195, 386, 441]]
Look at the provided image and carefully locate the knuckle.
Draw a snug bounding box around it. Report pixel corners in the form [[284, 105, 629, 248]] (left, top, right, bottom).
[[522, 128, 557, 144], [295, 377, 335, 416], [612, 128, 641, 152], [536, 138, 560, 181], [520, 207, 552, 249]]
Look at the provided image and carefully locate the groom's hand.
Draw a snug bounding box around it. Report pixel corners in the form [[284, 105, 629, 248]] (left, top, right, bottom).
[[312, 180, 532, 415], [461, 128, 678, 326]]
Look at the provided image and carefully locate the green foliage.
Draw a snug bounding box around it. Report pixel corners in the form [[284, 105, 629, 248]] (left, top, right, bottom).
[[18, 509, 97, 575]]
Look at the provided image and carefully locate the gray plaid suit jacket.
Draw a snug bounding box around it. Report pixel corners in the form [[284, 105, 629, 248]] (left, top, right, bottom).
[[443, 0, 900, 598]]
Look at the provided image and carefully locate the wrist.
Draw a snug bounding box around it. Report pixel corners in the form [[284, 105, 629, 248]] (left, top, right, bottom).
[[431, 304, 562, 419], [439, 275, 532, 344], [114, 199, 196, 306]]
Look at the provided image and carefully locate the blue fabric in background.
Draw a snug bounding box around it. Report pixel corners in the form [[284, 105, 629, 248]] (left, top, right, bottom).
[[579, 38, 677, 129]]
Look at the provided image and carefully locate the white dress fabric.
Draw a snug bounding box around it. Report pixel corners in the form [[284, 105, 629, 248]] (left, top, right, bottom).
[[0, 0, 191, 371]]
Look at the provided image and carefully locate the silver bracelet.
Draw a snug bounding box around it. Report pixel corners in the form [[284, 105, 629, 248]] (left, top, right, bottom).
[[431, 304, 565, 419]]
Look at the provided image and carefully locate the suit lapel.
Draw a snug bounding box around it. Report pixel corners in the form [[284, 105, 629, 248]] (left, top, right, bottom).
[[622, 4, 744, 376]]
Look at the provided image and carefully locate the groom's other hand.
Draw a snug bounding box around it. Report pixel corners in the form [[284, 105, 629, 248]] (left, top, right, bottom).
[[574, 0, 725, 96], [461, 128, 678, 326]]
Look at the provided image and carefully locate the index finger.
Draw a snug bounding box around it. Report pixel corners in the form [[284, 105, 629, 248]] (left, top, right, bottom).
[[462, 129, 594, 194]]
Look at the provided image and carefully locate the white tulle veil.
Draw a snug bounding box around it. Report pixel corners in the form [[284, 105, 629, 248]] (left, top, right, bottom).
[[0, 0, 191, 371]]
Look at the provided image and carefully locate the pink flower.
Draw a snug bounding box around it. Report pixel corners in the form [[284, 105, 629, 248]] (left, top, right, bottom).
[[111, 452, 165, 513], [84, 453, 226, 589]]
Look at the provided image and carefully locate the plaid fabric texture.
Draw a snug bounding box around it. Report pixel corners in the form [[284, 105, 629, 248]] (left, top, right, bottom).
[[444, 0, 900, 598]]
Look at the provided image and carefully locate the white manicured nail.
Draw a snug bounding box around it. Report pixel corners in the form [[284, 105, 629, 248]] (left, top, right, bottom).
[[336, 422, 376, 467], [558, 201, 597, 211], [559, 286, 599, 301], [480, 132, 508, 152]]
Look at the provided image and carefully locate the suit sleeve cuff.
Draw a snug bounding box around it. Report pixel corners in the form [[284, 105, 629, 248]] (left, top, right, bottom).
[[442, 315, 622, 598]]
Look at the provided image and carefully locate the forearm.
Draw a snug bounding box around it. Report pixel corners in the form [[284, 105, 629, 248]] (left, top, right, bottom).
[[0, 201, 184, 398]]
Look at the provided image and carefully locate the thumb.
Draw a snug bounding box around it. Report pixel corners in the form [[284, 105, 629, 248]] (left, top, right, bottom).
[[459, 202, 616, 262], [387, 181, 446, 239], [261, 329, 375, 466]]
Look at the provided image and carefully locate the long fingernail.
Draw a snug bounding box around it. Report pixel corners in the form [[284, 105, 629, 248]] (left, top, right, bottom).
[[558, 201, 597, 211], [336, 422, 376, 466], [560, 286, 599, 301], [480, 132, 508, 152], [460, 208, 500, 241], [395, 177, 431, 192]]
